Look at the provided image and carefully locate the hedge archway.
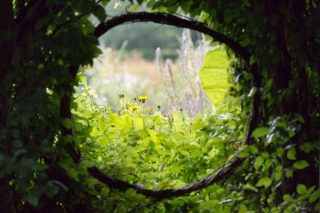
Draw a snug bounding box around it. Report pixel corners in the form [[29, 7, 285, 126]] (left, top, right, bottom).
[[62, 12, 261, 200], [1, 1, 318, 211]]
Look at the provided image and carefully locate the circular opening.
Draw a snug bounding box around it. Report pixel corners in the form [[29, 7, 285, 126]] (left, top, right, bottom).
[[73, 21, 243, 190]]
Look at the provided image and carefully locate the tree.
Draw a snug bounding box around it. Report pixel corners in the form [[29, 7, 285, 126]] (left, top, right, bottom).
[[0, 0, 319, 212]]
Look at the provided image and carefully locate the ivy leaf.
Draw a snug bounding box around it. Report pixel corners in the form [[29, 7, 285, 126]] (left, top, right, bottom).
[[243, 184, 258, 192], [256, 177, 272, 188], [293, 160, 309, 170], [254, 156, 264, 170], [274, 165, 283, 181], [239, 148, 249, 158], [297, 184, 307, 195], [287, 148, 296, 160], [309, 190, 320, 203], [248, 145, 258, 154], [251, 127, 269, 138]]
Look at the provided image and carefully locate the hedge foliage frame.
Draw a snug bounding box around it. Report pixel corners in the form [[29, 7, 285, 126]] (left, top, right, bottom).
[[0, 0, 319, 211]]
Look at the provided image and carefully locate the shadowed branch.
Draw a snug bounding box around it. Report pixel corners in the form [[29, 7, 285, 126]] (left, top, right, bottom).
[[88, 152, 244, 200]]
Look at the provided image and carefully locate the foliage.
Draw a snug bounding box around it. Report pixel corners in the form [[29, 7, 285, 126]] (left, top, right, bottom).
[[71, 84, 243, 211], [0, 0, 104, 211], [199, 47, 230, 108], [0, 0, 319, 212]]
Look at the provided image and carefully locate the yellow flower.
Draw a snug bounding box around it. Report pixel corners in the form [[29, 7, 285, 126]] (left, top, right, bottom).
[[138, 95, 148, 103], [128, 102, 139, 111]]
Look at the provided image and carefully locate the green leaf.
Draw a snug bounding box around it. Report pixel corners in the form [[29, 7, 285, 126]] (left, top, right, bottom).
[[285, 169, 293, 178], [77, 75, 88, 87], [287, 148, 296, 160], [293, 160, 309, 170], [199, 48, 230, 107], [239, 148, 249, 158], [127, 4, 140, 12], [133, 117, 144, 130], [206, 185, 219, 193], [276, 147, 284, 157], [283, 194, 291, 201], [309, 190, 320, 203], [243, 184, 258, 192], [274, 165, 283, 181], [251, 127, 269, 138], [238, 204, 247, 213], [300, 143, 314, 153], [125, 188, 137, 199], [248, 145, 258, 154], [256, 177, 272, 188], [297, 184, 307, 195], [254, 156, 264, 170], [101, 186, 110, 196]]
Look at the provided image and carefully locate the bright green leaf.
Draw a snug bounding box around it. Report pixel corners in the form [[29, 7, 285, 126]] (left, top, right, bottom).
[[287, 148, 296, 160], [293, 160, 309, 170], [256, 177, 272, 188], [254, 156, 264, 170], [239, 149, 249, 158], [243, 184, 258, 192], [251, 127, 269, 138], [297, 184, 307, 195], [199, 48, 230, 107]]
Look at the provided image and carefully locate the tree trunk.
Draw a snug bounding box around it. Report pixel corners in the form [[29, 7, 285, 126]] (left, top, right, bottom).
[[0, 0, 17, 212]]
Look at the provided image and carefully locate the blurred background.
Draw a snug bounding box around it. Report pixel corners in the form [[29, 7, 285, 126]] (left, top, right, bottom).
[[81, 0, 230, 116]]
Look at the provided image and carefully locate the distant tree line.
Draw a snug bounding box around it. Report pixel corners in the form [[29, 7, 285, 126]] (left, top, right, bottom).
[[101, 22, 199, 60]]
